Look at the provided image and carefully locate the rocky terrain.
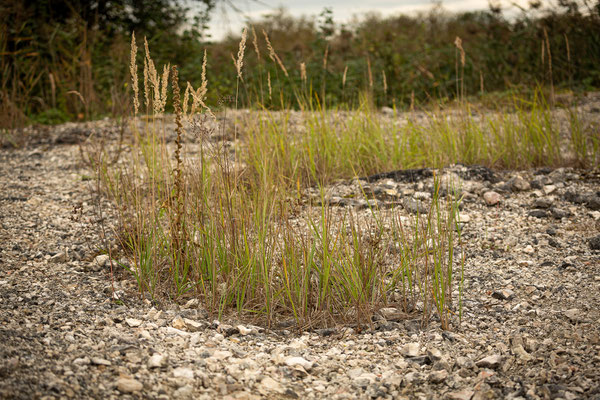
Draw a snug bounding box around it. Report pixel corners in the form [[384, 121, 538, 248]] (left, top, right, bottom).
[[1, 115, 600, 400]]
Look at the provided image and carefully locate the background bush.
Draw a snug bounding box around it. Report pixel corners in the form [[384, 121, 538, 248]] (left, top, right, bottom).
[[1, 0, 599, 129]]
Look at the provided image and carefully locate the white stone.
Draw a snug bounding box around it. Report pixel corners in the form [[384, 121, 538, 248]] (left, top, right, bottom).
[[475, 354, 503, 369], [400, 342, 420, 358], [125, 318, 142, 327], [172, 367, 194, 380], [183, 318, 202, 332], [116, 378, 143, 393], [237, 325, 252, 335], [543, 184, 557, 195], [284, 356, 313, 371], [148, 353, 166, 368]]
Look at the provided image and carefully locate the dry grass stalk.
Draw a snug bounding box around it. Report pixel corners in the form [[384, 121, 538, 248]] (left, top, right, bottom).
[[159, 64, 170, 113], [252, 26, 261, 62], [342, 65, 348, 88], [454, 36, 465, 67], [130, 33, 139, 115], [543, 28, 554, 103], [382, 70, 387, 95], [267, 71, 272, 99], [564, 33, 570, 63], [184, 50, 213, 119], [300, 62, 307, 83], [236, 27, 247, 80], [323, 44, 329, 70], [171, 64, 185, 259], [143, 56, 150, 110], [262, 29, 288, 77], [541, 40, 545, 65], [199, 49, 208, 100]]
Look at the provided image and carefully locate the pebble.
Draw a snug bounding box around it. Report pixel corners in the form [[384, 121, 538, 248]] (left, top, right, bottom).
[[284, 356, 313, 371], [491, 289, 514, 300], [116, 378, 143, 393], [259, 377, 284, 394], [126, 318, 142, 327], [511, 175, 531, 191], [172, 367, 194, 380], [483, 191, 501, 206], [237, 325, 252, 335], [428, 369, 448, 383], [94, 254, 109, 267], [589, 235, 600, 250], [401, 342, 420, 358], [475, 355, 503, 369], [148, 353, 166, 368], [172, 316, 187, 330]]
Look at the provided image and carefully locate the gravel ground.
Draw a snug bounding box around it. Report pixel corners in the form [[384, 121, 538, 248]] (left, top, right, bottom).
[[1, 111, 600, 400]]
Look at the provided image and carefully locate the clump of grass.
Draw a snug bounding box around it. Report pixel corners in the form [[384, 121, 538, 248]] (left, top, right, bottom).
[[95, 33, 468, 331]]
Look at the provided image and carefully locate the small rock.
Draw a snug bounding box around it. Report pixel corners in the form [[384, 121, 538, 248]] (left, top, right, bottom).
[[512, 344, 533, 362], [237, 325, 252, 335], [428, 369, 448, 383], [259, 377, 284, 394], [533, 198, 553, 209], [172, 316, 187, 330], [475, 354, 503, 369], [543, 184, 557, 195], [427, 348, 443, 362], [564, 308, 582, 323], [400, 342, 420, 358], [125, 318, 142, 327], [379, 307, 406, 321], [148, 353, 166, 368], [491, 289, 515, 300], [447, 389, 474, 400], [528, 209, 548, 218], [510, 175, 531, 191], [116, 378, 143, 393], [91, 357, 111, 366], [183, 318, 202, 332], [183, 299, 198, 309], [483, 191, 501, 206], [172, 367, 194, 380], [173, 385, 194, 399], [523, 245, 535, 254], [589, 235, 600, 250], [50, 251, 67, 263], [94, 254, 109, 267], [284, 356, 313, 371], [73, 356, 91, 365]]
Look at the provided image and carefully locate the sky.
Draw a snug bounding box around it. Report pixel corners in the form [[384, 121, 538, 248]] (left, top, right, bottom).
[[204, 0, 526, 40]]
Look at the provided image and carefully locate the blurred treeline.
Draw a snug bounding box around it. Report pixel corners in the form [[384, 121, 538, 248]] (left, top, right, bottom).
[[1, 0, 599, 128]]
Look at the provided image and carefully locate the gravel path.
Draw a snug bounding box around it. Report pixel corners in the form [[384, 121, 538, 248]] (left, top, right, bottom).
[[1, 121, 600, 400]]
